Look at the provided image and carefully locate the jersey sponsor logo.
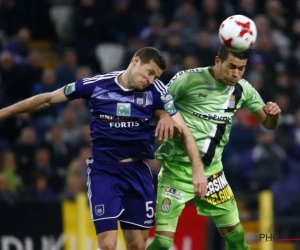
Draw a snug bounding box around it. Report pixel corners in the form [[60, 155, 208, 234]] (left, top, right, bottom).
[[95, 204, 105, 216], [86, 158, 94, 165], [64, 82, 75, 95], [144, 220, 153, 224], [164, 100, 177, 115], [134, 92, 147, 106], [192, 111, 232, 122], [160, 93, 173, 103], [117, 103, 131, 116], [167, 68, 203, 87], [162, 186, 184, 202], [161, 198, 171, 212], [205, 171, 234, 206], [157, 222, 168, 226], [109, 121, 140, 128], [99, 114, 149, 128]]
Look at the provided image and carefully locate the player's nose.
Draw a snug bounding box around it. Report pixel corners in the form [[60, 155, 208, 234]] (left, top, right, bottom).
[[232, 69, 238, 77], [147, 75, 155, 84]]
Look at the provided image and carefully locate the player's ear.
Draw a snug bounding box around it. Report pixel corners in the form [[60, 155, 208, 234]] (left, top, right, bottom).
[[132, 56, 140, 66], [215, 56, 221, 66]]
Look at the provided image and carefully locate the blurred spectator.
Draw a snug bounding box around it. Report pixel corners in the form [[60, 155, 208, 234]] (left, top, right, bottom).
[[140, 13, 166, 48], [287, 109, 300, 162], [188, 31, 216, 66], [43, 125, 74, 170], [75, 65, 93, 79], [254, 14, 290, 59], [3, 28, 31, 64], [0, 0, 28, 37], [174, 0, 199, 34], [67, 146, 91, 184], [0, 173, 16, 203], [264, 0, 287, 32], [78, 124, 91, 148], [57, 107, 82, 145], [159, 52, 175, 83], [55, 48, 78, 85], [21, 50, 44, 99], [200, 0, 227, 29], [182, 55, 200, 70], [58, 175, 86, 201], [223, 108, 257, 191], [13, 127, 37, 186], [0, 51, 24, 104], [0, 150, 23, 192], [111, 0, 145, 43], [27, 171, 54, 200], [161, 31, 185, 71], [71, 0, 109, 67], [32, 68, 63, 125], [241, 130, 286, 193], [238, 0, 257, 19]]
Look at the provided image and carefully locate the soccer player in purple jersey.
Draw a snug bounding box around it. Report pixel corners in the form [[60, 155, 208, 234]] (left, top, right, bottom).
[[0, 47, 207, 250]]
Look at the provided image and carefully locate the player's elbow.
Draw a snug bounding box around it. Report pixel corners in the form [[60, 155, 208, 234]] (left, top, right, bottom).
[[48, 87, 68, 105], [263, 123, 278, 130]]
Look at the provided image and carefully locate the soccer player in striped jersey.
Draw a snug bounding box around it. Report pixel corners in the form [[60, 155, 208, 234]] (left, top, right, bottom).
[[148, 45, 281, 250], [0, 47, 207, 250]]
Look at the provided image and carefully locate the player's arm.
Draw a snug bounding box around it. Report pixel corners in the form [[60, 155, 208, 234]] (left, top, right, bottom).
[[253, 102, 281, 130], [0, 87, 68, 120], [171, 111, 207, 199], [154, 109, 182, 141], [242, 80, 281, 130], [153, 80, 183, 141]]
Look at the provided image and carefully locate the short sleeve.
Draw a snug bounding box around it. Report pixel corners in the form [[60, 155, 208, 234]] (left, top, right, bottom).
[[242, 81, 265, 113], [64, 76, 99, 100], [167, 71, 189, 102], [153, 80, 178, 116]]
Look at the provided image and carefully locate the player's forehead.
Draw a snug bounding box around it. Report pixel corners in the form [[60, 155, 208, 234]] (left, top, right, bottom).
[[143, 60, 163, 77], [225, 54, 247, 67]]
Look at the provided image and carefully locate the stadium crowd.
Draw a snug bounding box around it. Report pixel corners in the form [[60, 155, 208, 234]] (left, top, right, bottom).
[[0, 0, 299, 218]]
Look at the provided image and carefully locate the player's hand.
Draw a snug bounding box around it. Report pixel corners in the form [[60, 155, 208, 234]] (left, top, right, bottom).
[[193, 169, 207, 199], [155, 114, 182, 141], [263, 102, 281, 117]]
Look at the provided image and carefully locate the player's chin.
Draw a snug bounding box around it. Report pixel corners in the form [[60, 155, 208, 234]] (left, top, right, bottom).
[[227, 81, 238, 86]]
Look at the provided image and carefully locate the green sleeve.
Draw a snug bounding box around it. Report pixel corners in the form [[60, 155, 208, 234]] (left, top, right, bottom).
[[241, 81, 265, 113], [167, 71, 189, 102]]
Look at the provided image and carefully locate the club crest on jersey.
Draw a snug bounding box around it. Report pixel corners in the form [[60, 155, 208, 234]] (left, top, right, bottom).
[[117, 103, 131, 116], [134, 92, 147, 107], [161, 198, 171, 212], [228, 95, 235, 108], [95, 204, 104, 216]]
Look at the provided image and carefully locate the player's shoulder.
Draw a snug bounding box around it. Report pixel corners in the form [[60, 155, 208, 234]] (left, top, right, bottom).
[[237, 78, 254, 90], [151, 79, 169, 96], [82, 71, 123, 85], [168, 67, 205, 86]]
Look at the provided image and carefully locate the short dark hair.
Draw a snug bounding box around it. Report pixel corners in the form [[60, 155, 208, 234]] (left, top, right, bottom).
[[133, 47, 166, 70], [218, 45, 253, 62]]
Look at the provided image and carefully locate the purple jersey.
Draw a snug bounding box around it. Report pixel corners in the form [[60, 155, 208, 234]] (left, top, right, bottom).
[[64, 71, 177, 162]]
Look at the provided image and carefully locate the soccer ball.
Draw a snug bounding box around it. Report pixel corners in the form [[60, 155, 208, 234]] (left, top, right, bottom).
[[219, 15, 257, 52]]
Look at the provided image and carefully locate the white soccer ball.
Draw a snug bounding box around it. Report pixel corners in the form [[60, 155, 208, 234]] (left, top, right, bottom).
[[218, 15, 257, 52]]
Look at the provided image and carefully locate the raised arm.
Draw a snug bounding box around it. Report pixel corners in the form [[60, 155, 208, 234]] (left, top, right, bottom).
[[253, 102, 281, 130], [0, 87, 68, 120]]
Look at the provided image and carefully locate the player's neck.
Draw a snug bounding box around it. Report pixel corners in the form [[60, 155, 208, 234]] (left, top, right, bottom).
[[211, 66, 225, 85], [117, 70, 134, 89]]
